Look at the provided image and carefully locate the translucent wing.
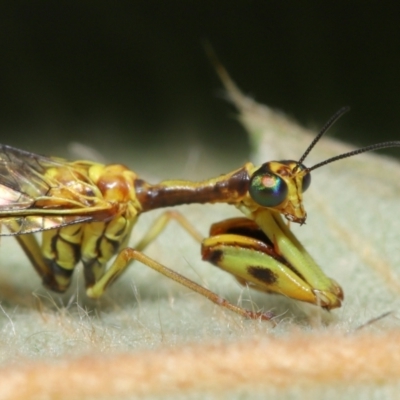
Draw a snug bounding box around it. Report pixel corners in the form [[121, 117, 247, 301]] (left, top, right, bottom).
[[0, 215, 93, 236], [0, 144, 114, 235]]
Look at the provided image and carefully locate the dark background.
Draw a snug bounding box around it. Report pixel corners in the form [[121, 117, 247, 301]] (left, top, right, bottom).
[[1, 1, 400, 162]]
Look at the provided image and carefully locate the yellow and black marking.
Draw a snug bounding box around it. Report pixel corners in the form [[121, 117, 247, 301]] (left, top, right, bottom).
[[0, 107, 399, 320]]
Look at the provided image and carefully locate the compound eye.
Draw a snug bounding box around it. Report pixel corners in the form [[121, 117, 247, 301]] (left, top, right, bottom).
[[249, 168, 288, 207], [295, 163, 311, 192], [302, 171, 311, 192]]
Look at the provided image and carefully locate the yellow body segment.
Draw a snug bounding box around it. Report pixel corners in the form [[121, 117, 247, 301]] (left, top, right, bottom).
[[36, 162, 142, 292]]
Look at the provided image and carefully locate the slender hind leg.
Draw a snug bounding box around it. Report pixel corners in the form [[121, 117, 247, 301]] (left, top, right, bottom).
[[134, 210, 203, 251], [87, 247, 273, 320], [14, 234, 65, 291], [86, 210, 273, 321]]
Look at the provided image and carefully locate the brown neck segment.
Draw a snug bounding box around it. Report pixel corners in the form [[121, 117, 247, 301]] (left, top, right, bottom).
[[134, 164, 252, 212]]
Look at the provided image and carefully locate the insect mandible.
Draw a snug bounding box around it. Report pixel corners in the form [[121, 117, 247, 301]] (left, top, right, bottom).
[[0, 107, 399, 320]]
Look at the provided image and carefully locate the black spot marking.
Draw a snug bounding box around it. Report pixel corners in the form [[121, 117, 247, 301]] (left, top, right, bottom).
[[202, 248, 224, 265], [247, 266, 277, 285]]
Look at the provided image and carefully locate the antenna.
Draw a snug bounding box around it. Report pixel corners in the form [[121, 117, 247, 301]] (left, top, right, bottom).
[[295, 107, 400, 173], [297, 106, 350, 166], [308, 141, 400, 172]]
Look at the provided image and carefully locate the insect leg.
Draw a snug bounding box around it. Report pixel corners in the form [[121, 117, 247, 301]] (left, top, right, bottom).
[[83, 210, 202, 291], [81, 210, 201, 291], [86, 247, 274, 321], [5, 219, 68, 291], [134, 210, 203, 251], [13, 234, 63, 291]]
